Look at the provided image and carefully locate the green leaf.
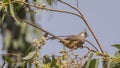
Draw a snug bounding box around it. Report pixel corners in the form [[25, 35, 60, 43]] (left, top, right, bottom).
[[51, 55, 57, 67], [107, 59, 120, 68], [89, 58, 99, 68], [4, 31, 12, 49], [114, 51, 120, 57], [36, 0, 42, 5], [112, 44, 120, 49], [13, 40, 18, 49], [46, 0, 56, 5], [2, 12, 7, 22], [33, 27, 42, 40], [22, 51, 36, 60], [20, 23, 27, 34], [16, 62, 25, 68], [43, 55, 51, 64], [9, 4, 20, 23], [107, 60, 114, 68], [0, 6, 7, 24], [83, 53, 94, 68], [3, 0, 10, 3]]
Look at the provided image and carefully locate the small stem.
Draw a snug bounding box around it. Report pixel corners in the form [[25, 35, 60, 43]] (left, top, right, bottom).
[[16, 18, 63, 41], [44, 8, 81, 18], [85, 40, 99, 52], [59, 0, 82, 17], [76, 0, 79, 8], [80, 46, 91, 60]]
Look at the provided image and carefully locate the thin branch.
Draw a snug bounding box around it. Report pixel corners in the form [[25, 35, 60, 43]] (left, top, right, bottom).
[[76, 0, 79, 8], [58, 0, 82, 17], [79, 46, 91, 67], [85, 40, 99, 52], [0, 53, 20, 56], [82, 46, 91, 59], [16, 18, 63, 42], [44, 8, 81, 18]]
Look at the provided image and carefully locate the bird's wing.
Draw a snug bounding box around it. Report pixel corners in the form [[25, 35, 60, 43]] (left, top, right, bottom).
[[65, 35, 78, 41]]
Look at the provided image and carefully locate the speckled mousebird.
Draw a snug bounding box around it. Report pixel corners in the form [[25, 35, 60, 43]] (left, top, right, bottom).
[[60, 29, 88, 49]]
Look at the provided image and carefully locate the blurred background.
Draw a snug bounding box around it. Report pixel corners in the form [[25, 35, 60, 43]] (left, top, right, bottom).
[[0, 0, 120, 67]]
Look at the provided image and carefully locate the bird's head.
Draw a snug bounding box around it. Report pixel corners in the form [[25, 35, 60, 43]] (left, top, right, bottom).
[[80, 29, 88, 38]]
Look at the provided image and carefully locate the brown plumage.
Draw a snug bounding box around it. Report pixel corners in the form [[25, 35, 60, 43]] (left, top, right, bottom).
[[60, 30, 88, 49]]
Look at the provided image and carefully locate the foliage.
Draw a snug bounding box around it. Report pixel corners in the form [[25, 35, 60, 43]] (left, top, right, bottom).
[[0, 0, 120, 68]]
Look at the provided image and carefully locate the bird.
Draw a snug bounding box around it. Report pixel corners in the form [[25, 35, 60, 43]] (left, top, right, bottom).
[[60, 29, 88, 49]]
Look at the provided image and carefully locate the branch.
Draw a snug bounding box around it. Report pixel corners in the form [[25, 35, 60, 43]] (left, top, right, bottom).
[[85, 40, 99, 52], [16, 18, 63, 42], [76, 0, 79, 8], [58, 0, 82, 17], [79, 46, 91, 67]]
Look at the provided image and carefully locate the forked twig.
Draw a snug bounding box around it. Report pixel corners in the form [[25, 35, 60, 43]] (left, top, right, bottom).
[[85, 40, 99, 52]]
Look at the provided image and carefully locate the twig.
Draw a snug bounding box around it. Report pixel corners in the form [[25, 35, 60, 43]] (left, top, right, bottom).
[[16, 18, 63, 42], [0, 53, 20, 56], [85, 40, 99, 52], [58, 0, 82, 17], [79, 46, 91, 67], [76, 0, 79, 8], [82, 46, 91, 59]]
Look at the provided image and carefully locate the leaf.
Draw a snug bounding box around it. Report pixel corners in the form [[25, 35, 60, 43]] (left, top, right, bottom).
[[89, 58, 99, 68], [3, 0, 10, 3], [114, 51, 120, 57], [83, 53, 94, 68], [43, 55, 51, 64], [33, 27, 42, 40], [107, 60, 115, 68], [13, 40, 19, 49], [4, 31, 12, 49], [20, 23, 27, 34], [36, 0, 42, 5], [112, 44, 120, 49], [9, 4, 20, 23], [9, 4, 15, 17], [16, 62, 25, 68], [107, 59, 120, 68], [22, 51, 36, 60], [0, 6, 7, 24], [2, 11, 7, 22], [46, 0, 56, 5], [51, 55, 57, 67], [46, 0, 52, 5]]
